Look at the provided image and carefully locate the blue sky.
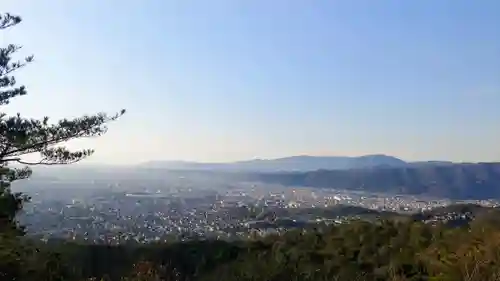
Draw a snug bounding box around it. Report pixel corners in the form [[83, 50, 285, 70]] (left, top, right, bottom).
[[2, 0, 500, 163]]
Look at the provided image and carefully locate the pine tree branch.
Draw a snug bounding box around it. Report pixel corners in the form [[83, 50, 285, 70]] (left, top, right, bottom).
[[0, 11, 125, 239], [1, 57, 32, 76], [0, 13, 21, 30], [0, 131, 88, 159], [0, 110, 125, 159], [0, 158, 79, 166]]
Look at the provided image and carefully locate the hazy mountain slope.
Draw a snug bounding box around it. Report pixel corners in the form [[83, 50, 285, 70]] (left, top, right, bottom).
[[142, 154, 408, 172], [250, 163, 500, 199]]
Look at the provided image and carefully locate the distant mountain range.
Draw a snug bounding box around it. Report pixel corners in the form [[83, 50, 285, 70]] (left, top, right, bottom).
[[27, 154, 500, 200], [142, 154, 447, 172], [248, 162, 500, 200]]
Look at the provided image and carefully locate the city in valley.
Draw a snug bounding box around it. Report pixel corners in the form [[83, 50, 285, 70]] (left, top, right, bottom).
[[17, 167, 498, 244]]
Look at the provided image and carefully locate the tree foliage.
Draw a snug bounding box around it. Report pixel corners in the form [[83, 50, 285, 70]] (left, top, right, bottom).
[[0, 13, 124, 233], [0, 12, 124, 280], [25, 215, 500, 281]]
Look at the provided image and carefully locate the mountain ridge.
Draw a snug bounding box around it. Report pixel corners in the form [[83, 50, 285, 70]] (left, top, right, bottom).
[[140, 154, 413, 172], [249, 162, 500, 199]]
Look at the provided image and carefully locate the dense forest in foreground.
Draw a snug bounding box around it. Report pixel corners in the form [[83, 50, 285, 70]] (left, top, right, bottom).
[[2, 204, 500, 281], [251, 162, 500, 199]]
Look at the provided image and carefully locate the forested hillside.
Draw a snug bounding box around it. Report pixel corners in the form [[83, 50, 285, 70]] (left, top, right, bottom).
[[3, 206, 500, 281], [252, 163, 500, 199]]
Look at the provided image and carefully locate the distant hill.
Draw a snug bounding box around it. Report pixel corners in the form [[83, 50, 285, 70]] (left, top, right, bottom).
[[142, 154, 408, 172], [249, 162, 500, 200]]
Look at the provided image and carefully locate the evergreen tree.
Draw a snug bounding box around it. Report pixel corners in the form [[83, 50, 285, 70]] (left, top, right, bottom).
[[0, 13, 125, 234]]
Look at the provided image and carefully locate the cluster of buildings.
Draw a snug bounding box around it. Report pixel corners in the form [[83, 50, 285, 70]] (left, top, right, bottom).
[[17, 180, 499, 244]]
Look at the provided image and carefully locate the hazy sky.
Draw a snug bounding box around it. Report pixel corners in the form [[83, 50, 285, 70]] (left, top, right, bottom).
[[2, 1, 500, 164]]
